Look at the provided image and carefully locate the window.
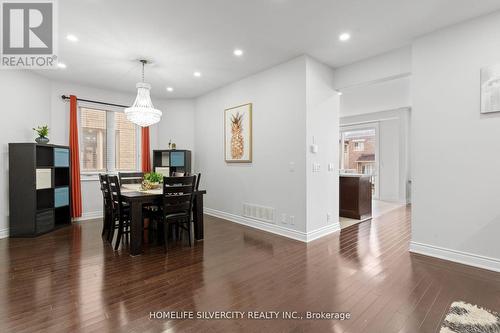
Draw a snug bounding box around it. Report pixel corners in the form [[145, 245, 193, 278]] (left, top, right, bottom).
[[80, 107, 139, 173], [115, 112, 137, 171], [81, 108, 107, 171], [353, 141, 365, 151]]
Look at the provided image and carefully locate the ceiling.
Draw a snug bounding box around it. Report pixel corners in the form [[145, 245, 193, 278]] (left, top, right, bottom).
[[36, 0, 500, 99]]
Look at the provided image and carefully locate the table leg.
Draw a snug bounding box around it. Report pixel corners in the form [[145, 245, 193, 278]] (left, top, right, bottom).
[[193, 194, 204, 241], [130, 201, 143, 256]]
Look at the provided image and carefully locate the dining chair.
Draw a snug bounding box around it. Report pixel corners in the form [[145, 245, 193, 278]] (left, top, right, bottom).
[[158, 175, 196, 252], [98, 174, 113, 240], [108, 175, 131, 250], [119, 172, 144, 185]]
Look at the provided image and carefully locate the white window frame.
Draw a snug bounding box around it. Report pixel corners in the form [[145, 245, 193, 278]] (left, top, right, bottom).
[[78, 104, 141, 180]]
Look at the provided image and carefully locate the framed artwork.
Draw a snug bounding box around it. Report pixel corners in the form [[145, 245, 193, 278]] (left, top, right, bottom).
[[480, 64, 500, 113], [224, 103, 252, 163]]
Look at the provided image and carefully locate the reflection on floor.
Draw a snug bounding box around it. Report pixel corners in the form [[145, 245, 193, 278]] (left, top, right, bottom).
[[340, 200, 405, 229]]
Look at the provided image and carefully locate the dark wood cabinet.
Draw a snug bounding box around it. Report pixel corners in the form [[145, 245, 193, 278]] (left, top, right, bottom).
[[152, 150, 191, 176], [339, 175, 372, 220], [9, 143, 71, 237]]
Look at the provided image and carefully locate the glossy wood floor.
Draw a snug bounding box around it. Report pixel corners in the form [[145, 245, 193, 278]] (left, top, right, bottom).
[[1, 206, 500, 333]]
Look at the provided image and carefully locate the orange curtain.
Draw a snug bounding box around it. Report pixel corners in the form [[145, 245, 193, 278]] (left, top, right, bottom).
[[141, 126, 151, 172], [69, 95, 82, 218]]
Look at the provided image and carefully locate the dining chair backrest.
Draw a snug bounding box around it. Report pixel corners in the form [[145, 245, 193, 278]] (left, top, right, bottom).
[[119, 172, 144, 185], [108, 175, 125, 216], [195, 173, 201, 191], [162, 176, 196, 215], [99, 174, 112, 208]]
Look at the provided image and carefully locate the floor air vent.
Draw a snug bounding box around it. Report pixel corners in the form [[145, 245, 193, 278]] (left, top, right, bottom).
[[242, 203, 275, 224]]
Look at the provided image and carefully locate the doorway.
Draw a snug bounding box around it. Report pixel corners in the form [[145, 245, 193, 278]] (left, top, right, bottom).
[[339, 124, 379, 199]]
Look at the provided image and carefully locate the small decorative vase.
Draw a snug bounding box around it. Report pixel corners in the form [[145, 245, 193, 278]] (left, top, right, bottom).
[[35, 137, 49, 144], [171, 143, 177, 150]]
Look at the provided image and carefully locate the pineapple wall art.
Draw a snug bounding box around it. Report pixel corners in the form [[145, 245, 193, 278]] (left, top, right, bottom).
[[224, 103, 252, 163]]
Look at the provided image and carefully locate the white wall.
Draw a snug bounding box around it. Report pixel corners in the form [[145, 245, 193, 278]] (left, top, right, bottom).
[[340, 76, 411, 117], [194, 56, 308, 234], [333, 46, 411, 89], [305, 57, 340, 233], [156, 99, 195, 169], [0, 71, 52, 237], [340, 109, 411, 204], [411, 11, 500, 270]]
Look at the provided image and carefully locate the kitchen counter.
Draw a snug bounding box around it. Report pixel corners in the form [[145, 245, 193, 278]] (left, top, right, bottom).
[[339, 175, 372, 220]]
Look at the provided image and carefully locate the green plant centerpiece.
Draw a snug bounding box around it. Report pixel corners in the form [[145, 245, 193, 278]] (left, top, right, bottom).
[[141, 172, 163, 190], [33, 125, 49, 144]]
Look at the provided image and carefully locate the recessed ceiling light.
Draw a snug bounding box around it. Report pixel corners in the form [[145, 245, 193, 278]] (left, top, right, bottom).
[[166, 87, 174, 92], [339, 33, 351, 42], [57, 62, 67, 69], [193, 71, 201, 77], [66, 34, 78, 42], [233, 49, 244, 56]]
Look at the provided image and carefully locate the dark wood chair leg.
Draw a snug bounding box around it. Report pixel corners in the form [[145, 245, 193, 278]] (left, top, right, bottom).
[[108, 219, 115, 243], [115, 220, 123, 251]]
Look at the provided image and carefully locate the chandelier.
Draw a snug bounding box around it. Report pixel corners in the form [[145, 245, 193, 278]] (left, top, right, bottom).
[[125, 60, 162, 127]]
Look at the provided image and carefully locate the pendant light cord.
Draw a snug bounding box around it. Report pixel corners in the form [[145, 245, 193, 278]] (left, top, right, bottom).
[[139, 59, 147, 83], [141, 61, 145, 83]]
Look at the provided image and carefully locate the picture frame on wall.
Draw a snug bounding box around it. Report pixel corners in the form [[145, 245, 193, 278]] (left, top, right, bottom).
[[480, 64, 500, 114], [224, 103, 252, 163]]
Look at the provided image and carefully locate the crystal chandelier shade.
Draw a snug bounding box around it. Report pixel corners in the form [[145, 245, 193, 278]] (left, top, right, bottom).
[[124, 61, 162, 127]]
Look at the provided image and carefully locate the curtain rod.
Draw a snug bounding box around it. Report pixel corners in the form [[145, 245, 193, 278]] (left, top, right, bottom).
[[61, 95, 128, 108]]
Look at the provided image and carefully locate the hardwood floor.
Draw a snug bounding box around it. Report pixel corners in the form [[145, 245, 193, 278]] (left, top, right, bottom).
[[1, 206, 499, 332]]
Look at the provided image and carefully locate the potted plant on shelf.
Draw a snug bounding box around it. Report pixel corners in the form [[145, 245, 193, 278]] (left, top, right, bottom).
[[142, 172, 163, 190], [33, 125, 49, 144]]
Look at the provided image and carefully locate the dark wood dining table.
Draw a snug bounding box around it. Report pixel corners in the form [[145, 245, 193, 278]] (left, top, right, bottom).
[[120, 186, 206, 256]]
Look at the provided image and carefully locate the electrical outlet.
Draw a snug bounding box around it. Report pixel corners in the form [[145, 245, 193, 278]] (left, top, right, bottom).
[[327, 213, 332, 222], [281, 213, 287, 224], [289, 216, 295, 225]]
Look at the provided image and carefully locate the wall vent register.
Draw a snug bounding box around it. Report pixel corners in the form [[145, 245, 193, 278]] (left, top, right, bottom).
[[243, 203, 275, 224]]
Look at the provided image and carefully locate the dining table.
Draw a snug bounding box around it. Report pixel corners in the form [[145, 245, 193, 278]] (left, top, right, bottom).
[[120, 184, 207, 256]]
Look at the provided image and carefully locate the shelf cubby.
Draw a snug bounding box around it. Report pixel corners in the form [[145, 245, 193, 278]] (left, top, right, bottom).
[[54, 168, 70, 187], [37, 188, 54, 210], [36, 145, 53, 167]]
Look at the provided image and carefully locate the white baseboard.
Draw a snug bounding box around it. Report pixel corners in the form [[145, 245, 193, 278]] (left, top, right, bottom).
[[306, 222, 341, 242], [73, 211, 103, 222], [409, 241, 500, 273], [204, 208, 339, 243], [0, 228, 8, 239]]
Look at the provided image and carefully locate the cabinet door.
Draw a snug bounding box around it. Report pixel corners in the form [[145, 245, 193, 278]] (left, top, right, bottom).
[[36, 210, 54, 234], [170, 151, 185, 167], [54, 148, 69, 167], [36, 169, 52, 189], [54, 187, 69, 207]]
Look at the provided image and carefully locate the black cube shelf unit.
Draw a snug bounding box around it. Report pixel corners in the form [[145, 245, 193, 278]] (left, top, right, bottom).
[[9, 143, 72, 237], [153, 150, 191, 176]]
